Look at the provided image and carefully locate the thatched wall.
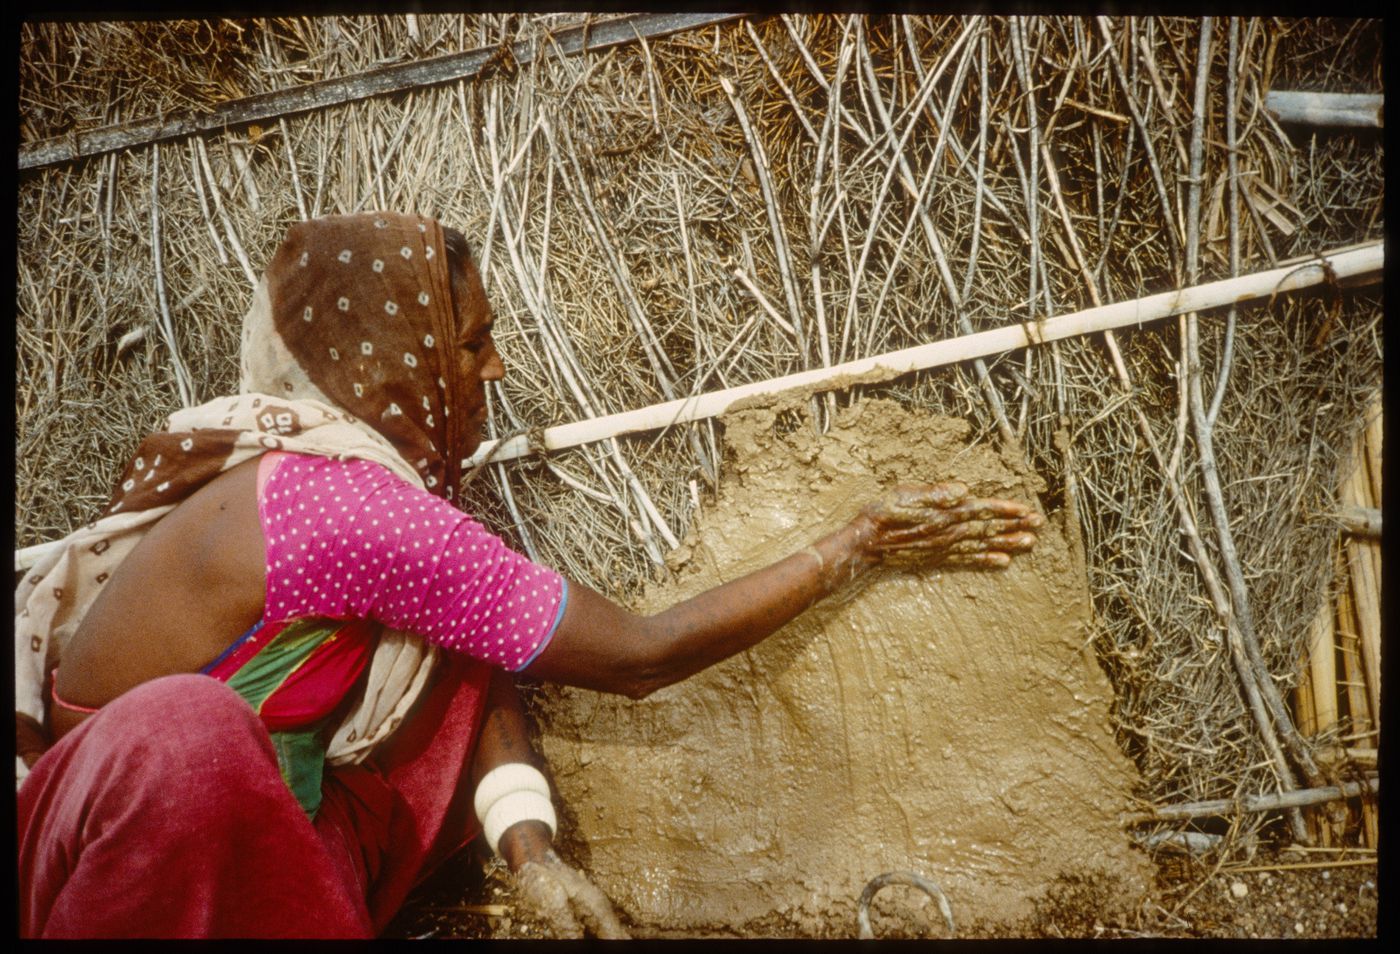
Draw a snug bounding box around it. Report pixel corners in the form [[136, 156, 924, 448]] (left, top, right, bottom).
[[17, 13, 1382, 878]]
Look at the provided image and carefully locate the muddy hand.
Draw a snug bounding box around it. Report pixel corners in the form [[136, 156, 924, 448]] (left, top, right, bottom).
[[514, 847, 630, 939], [856, 482, 1043, 569]]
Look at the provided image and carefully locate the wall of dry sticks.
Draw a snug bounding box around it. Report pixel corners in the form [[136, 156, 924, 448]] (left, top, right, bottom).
[[16, 15, 1382, 862]]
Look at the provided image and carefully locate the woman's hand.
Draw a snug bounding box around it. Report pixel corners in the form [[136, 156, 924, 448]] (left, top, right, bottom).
[[851, 481, 1043, 569], [16, 712, 49, 770], [498, 820, 629, 939]]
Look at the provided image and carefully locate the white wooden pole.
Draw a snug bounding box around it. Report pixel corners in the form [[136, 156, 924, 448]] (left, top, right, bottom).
[[1265, 91, 1383, 130], [14, 241, 1383, 572], [463, 241, 1383, 469]]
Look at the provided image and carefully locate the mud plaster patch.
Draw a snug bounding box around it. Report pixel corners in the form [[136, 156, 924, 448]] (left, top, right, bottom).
[[535, 398, 1150, 936]]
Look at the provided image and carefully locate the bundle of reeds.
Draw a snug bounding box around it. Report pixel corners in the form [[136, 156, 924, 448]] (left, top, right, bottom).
[[1294, 393, 1381, 848]]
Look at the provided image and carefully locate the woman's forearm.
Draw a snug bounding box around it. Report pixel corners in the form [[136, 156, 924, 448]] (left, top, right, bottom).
[[524, 482, 1042, 698], [527, 518, 877, 698], [635, 518, 877, 693]]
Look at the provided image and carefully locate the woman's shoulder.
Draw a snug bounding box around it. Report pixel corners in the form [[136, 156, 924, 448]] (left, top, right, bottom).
[[265, 450, 413, 489], [261, 450, 450, 517]]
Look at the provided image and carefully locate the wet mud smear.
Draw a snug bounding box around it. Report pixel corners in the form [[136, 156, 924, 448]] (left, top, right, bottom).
[[536, 398, 1150, 936]]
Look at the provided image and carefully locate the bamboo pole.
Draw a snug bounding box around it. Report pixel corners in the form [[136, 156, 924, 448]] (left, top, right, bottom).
[[1343, 435, 1381, 748], [1264, 91, 1384, 129], [12, 241, 1386, 572], [1335, 578, 1378, 849], [1364, 395, 1382, 506], [1306, 581, 1339, 737], [1120, 777, 1378, 825], [1300, 594, 1337, 846], [1295, 656, 1316, 737], [459, 242, 1382, 467], [18, 13, 748, 171]]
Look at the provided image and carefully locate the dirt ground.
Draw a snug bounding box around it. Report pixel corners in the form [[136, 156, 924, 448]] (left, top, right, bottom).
[[387, 841, 1378, 939]]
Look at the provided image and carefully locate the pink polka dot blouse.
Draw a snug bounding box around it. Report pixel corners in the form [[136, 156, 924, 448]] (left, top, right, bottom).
[[256, 451, 566, 671]]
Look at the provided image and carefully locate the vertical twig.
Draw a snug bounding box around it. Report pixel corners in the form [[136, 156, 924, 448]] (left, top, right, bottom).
[[1206, 16, 1241, 429], [857, 17, 1017, 449], [195, 138, 258, 286], [188, 139, 230, 265], [1096, 16, 1182, 267], [1182, 20, 1320, 817], [719, 75, 809, 359], [280, 117, 309, 221], [149, 146, 195, 408]]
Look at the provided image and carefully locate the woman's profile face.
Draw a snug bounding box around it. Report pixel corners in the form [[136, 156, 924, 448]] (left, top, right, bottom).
[[450, 256, 505, 455]]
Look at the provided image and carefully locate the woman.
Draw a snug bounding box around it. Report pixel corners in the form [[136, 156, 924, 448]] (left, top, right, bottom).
[[15, 212, 1042, 938]]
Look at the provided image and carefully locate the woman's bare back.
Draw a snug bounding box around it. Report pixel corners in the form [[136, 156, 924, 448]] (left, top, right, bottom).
[[49, 458, 267, 741]]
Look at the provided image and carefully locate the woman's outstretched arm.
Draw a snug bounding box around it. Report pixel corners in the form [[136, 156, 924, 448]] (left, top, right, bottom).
[[523, 482, 1043, 698]]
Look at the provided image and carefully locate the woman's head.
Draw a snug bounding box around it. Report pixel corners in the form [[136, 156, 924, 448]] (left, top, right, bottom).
[[241, 212, 501, 501], [442, 226, 505, 452]]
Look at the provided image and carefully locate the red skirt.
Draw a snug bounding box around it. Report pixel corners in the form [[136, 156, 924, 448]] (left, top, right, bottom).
[[17, 654, 491, 938]]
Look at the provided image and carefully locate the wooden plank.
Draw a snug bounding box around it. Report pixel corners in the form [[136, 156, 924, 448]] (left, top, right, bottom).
[[18, 13, 748, 172]]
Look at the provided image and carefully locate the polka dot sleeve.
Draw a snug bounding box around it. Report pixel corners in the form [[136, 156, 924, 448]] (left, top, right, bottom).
[[258, 452, 567, 672]]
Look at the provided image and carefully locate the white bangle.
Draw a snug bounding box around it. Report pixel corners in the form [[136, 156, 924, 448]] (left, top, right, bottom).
[[474, 762, 551, 822], [474, 763, 555, 856], [482, 790, 557, 856]]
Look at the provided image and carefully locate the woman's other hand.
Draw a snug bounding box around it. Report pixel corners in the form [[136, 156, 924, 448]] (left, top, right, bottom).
[[852, 481, 1044, 569], [498, 820, 629, 939]]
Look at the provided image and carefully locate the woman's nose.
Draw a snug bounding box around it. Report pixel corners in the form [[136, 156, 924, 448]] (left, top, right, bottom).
[[481, 344, 506, 381]]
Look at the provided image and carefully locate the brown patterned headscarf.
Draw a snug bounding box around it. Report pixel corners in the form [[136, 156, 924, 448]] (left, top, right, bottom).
[[106, 212, 473, 519], [251, 212, 472, 500], [17, 212, 478, 780]]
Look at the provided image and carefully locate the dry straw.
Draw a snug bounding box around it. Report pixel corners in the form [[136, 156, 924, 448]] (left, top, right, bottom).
[[17, 15, 1383, 861]]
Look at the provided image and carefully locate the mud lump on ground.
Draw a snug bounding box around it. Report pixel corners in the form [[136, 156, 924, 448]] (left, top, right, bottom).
[[534, 397, 1152, 937]]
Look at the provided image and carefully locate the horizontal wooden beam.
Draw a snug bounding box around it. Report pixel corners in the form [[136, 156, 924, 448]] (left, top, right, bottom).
[[1265, 91, 1383, 130], [1339, 506, 1381, 540], [1121, 776, 1378, 825], [18, 12, 747, 171], [462, 241, 1385, 470]]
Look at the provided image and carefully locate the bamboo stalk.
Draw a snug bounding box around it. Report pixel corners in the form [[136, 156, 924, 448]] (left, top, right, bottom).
[[18, 13, 747, 171], [1265, 91, 1384, 129], [1120, 777, 1378, 825], [1334, 576, 1377, 848], [1363, 395, 1382, 506], [452, 242, 1382, 470], [1294, 653, 1316, 737], [1306, 580, 1339, 736], [1292, 657, 1326, 846], [1343, 445, 1381, 734]]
